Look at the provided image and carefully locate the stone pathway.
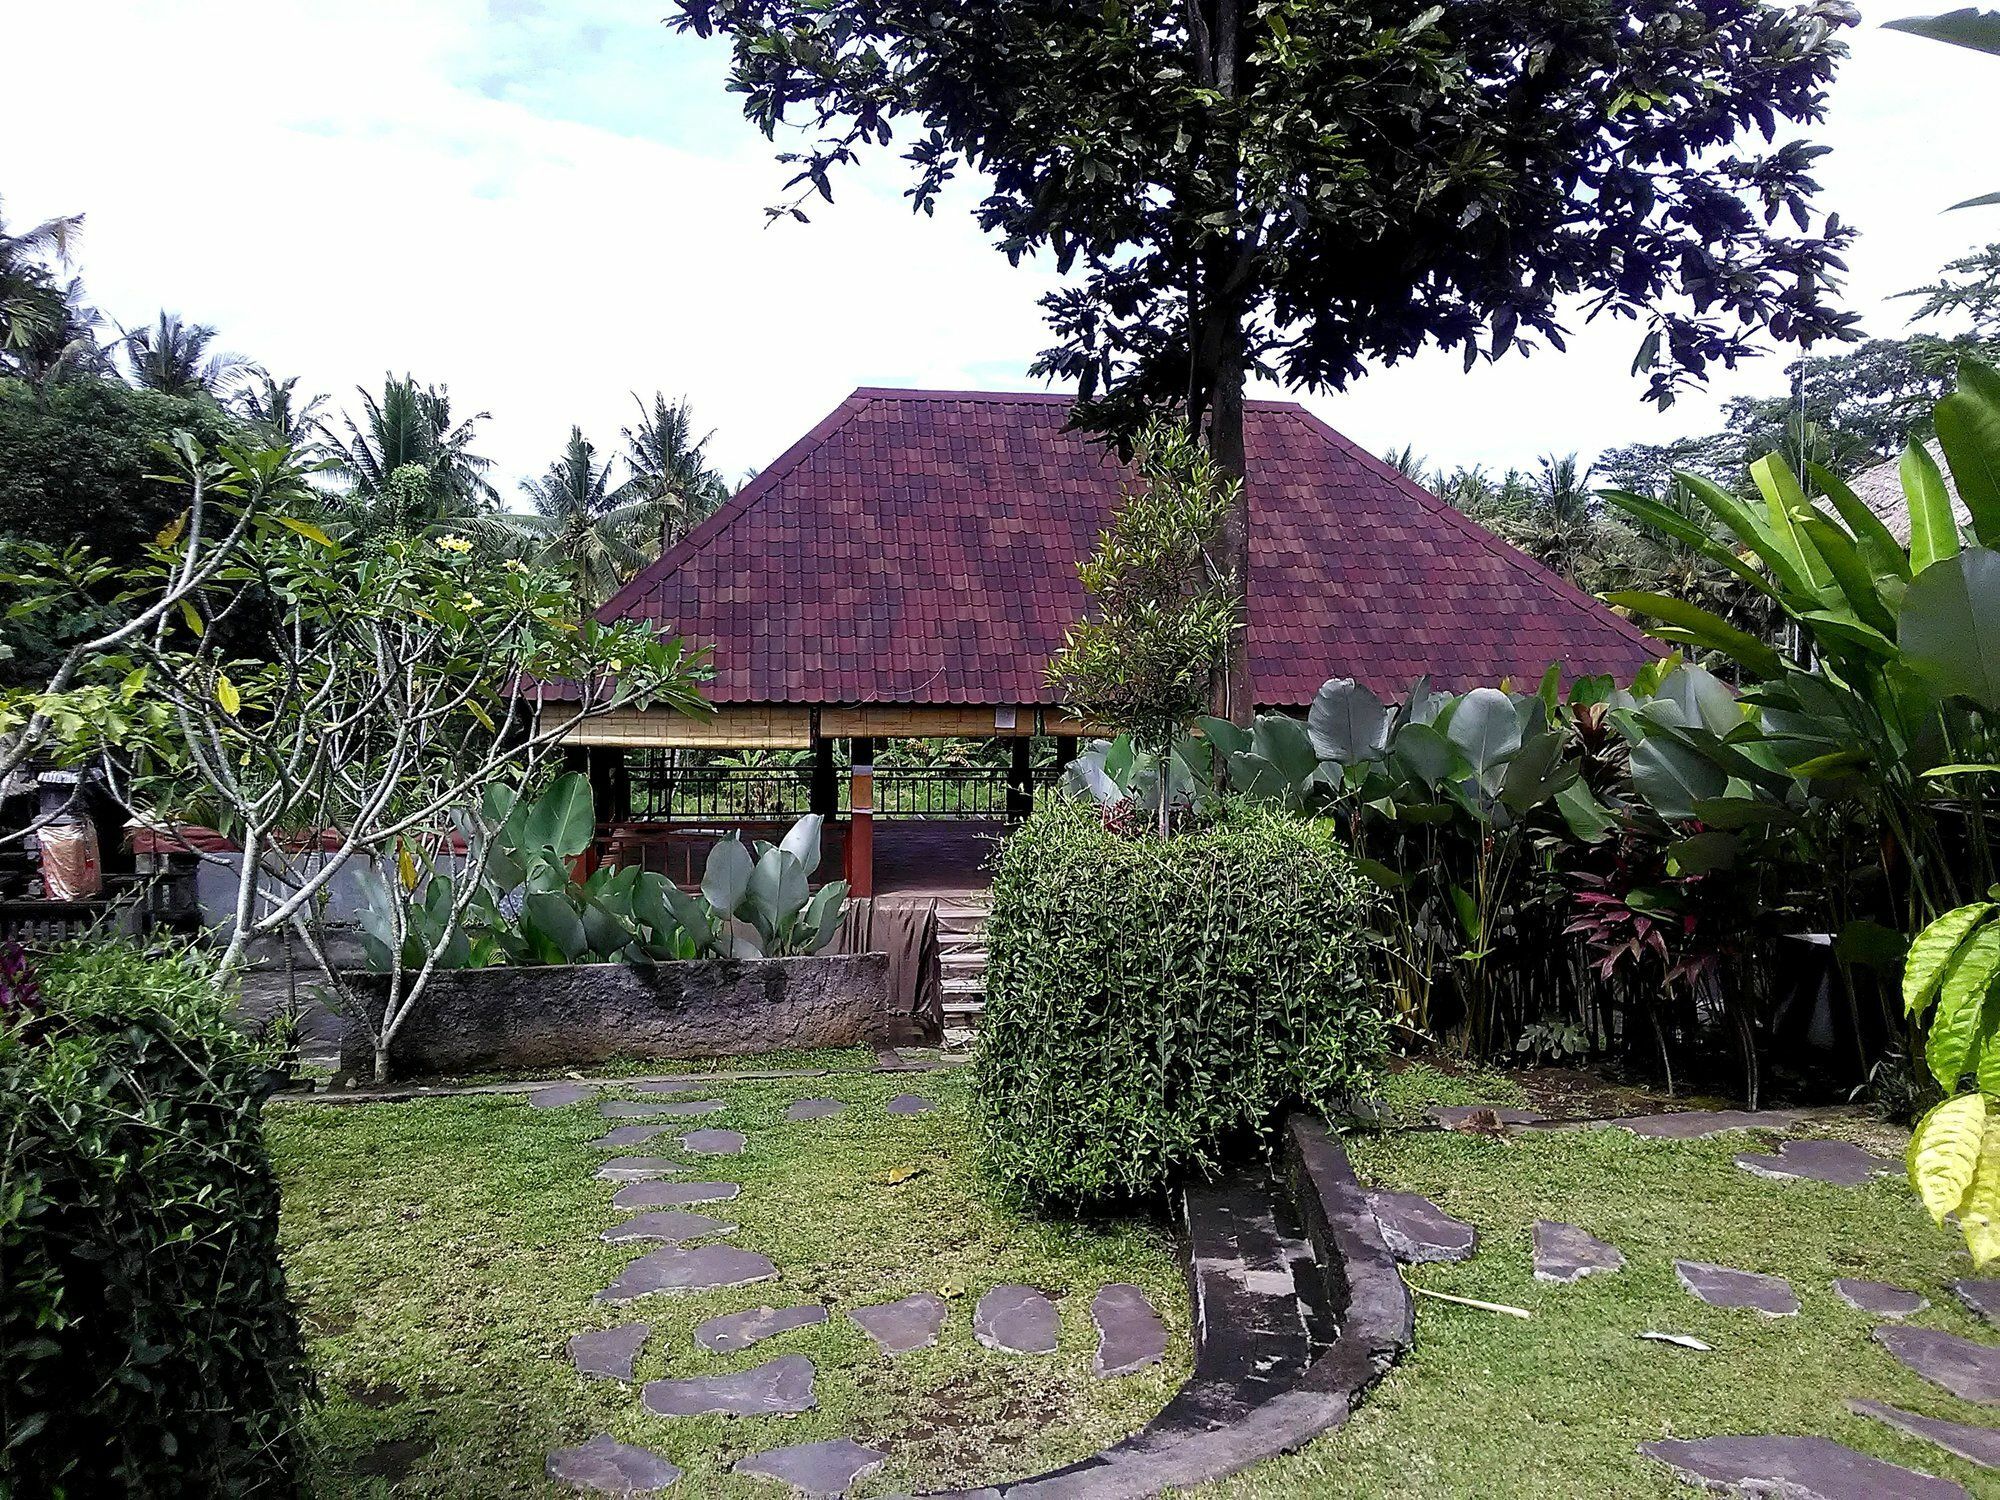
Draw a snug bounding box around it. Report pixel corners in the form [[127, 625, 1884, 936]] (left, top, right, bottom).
[[612, 1180, 740, 1210], [1091, 1284, 1166, 1376], [596, 1156, 682, 1182], [1955, 1280, 2000, 1329], [1733, 1138, 1899, 1187], [530, 1083, 596, 1109], [1428, 1104, 1546, 1128], [735, 1437, 888, 1494], [547, 1434, 682, 1493], [1674, 1260, 1799, 1317], [590, 1124, 673, 1150], [850, 1293, 949, 1354], [1532, 1220, 1624, 1284], [599, 1210, 736, 1245], [1833, 1279, 1928, 1318], [567, 1322, 650, 1382], [1873, 1326, 2000, 1404], [885, 1093, 936, 1115], [695, 1304, 829, 1353], [1850, 1399, 2000, 1471], [596, 1246, 777, 1304], [642, 1354, 817, 1417], [1608, 1108, 1806, 1139], [974, 1285, 1059, 1355], [1640, 1435, 1967, 1499], [601, 1098, 726, 1120], [1367, 1189, 1478, 1265], [785, 1097, 846, 1121], [677, 1128, 747, 1156]]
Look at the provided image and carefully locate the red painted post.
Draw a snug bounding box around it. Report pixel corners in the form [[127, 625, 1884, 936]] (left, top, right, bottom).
[[846, 736, 874, 898]]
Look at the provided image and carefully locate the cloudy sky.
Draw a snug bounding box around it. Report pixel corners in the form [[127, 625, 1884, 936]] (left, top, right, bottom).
[[4, 0, 1991, 496]]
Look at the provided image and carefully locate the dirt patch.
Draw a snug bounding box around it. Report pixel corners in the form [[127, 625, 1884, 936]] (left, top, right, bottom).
[[349, 1435, 434, 1483]]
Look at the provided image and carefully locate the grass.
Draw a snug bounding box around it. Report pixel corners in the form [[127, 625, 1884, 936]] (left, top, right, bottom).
[[268, 1066, 1186, 1496], [1201, 1111, 1997, 1499]]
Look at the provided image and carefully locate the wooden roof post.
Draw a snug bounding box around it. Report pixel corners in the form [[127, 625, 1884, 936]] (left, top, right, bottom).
[[809, 711, 837, 818], [846, 736, 874, 898], [1006, 735, 1033, 822]]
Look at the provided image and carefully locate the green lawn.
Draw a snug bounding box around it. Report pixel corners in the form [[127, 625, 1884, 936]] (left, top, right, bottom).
[[269, 1068, 1187, 1496]]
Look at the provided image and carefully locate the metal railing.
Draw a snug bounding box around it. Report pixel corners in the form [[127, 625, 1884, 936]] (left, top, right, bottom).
[[627, 760, 1061, 821]]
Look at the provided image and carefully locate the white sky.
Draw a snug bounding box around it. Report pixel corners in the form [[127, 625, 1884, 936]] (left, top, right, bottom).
[[3, 0, 1992, 496]]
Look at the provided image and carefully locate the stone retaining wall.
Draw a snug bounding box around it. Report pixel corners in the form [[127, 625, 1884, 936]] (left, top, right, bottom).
[[337, 953, 893, 1077]]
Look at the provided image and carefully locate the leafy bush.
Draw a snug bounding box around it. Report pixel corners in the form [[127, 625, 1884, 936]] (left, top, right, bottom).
[[0, 943, 312, 1497], [975, 800, 1382, 1203]]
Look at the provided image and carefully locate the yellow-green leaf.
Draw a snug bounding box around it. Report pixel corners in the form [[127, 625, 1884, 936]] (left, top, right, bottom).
[[1928, 925, 2000, 1089], [1906, 903, 1998, 1017], [1909, 1093, 1987, 1225], [277, 515, 336, 548], [156, 511, 187, 548], [180, 599, 205, 637], [468, 701, 497, 733], [214, 675, 240, 716], [398, 844, 419, 891], [1960, 1115, 2000, 1268]]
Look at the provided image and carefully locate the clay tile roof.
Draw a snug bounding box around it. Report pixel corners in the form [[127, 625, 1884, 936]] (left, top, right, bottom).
[[594, 387, 1659, 708]]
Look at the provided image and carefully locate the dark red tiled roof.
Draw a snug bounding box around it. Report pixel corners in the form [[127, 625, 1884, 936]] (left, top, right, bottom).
[[594, 388, 1658, 708]]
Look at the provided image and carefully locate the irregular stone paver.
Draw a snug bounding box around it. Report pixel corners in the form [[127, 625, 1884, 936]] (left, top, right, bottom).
[[785, 1098, 847, 1122], [736, 1437, 887, 1494], [1733, 1138, 1899, 1187], [1833, 1279, 1928, 1319], [975, 1285, 1059, 1355], [591, 1125, 672, 1150], [613, 1180, 741, 1210], [600, 1210, 736, 1245], [630, 1078, 709, 1095], [642, 1354, 816, 1417], [679, 1128, 747, 1156], [1428, 1104, 1546, 1128], [696, 1304, 829, 1353], [849, 1294, 948, 1354], [1611, 1109, 1805, 1139], [885, 1094, 935, 1115], [1675, 1260, 1799, 1317], [1532, 1220, 1625, 1284], [529, 1083, 595, 1109], [1874, 1325, 2000, 1404], [566, 1322, 650, 1382], [1850, 1398, 2000, 1471], [602, 1098, 725, 1120], [597, 1246, 777, 1304], [596, 1156, 682, 1182], [1955, 1279, 2000, 1329], [1091, 1284, 1165, 1376], [1640, 1434, 1967, 1500], [546, 1433, 682, 1493], [1367, 1189, 1478, 1265]]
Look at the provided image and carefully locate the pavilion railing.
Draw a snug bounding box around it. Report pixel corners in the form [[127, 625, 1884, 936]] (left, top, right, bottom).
[[626, 757, 1061, 822]]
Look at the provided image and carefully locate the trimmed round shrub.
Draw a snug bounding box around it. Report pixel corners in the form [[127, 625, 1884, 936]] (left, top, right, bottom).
[[0, 944, 312, 1497], [975, 799, 1383, 1203]]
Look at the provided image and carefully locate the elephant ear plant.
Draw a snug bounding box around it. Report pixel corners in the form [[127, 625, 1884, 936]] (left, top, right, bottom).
[[359, 774, 847, 975]]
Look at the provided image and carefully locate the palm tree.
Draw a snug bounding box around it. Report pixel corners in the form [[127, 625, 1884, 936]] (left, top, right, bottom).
[[0, 201, 90, 375], [621, 393, 729, 555], [121, 312, 246, 398], [322, 375, 499, 537], [238, 372, 328, 455], [503, 427, 651, 606], [1382, 443, 1431, 485], [9, 276, 113, 384], [1522, 452, 1598, 585]]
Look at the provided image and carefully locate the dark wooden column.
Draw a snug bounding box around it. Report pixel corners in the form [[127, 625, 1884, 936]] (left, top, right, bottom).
[[586, 747, 630, 821], [1006, 736, 1034, 821], [1053, 735, 1079, 771], [846, 737, 874, 898], [809, 721, 838, 818]]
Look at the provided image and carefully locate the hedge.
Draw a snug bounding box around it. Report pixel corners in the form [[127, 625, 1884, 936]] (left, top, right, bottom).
[[975, 800, 1383, 1203], [0, 943, 312, 1498]]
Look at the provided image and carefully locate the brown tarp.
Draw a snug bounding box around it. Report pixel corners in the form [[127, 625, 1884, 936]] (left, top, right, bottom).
[[834, 896, 943, 1045]]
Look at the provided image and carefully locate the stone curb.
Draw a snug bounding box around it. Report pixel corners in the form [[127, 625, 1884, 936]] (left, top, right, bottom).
[[268, 1054, 964, 1106]]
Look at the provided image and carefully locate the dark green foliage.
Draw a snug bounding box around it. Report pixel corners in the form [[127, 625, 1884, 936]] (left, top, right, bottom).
[[975, 801, 1382, 1203], [0, 944, 311, 1498]]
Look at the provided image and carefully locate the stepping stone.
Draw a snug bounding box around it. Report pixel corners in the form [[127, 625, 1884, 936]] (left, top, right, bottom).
[[850, 1293, 948, 1354], [1367, 1189, 1478, 1265], [596, 1245, 777, 1304], [1849, 1398, 2000, 1471], [566, 1322, 650, 1382], [613, 1180, 741, 1210], [529, 1083, 594, 1109], [1675, 1260, 1798, 1317], [602, 1098, 725, 1120], [1091, 1284, 1166, 1376], [1640, 1434, 1967, 1500], [1955, 1279, 2000, 1329], [735, 1437, 888, 1494], [974, 1284, 1059, 1355], [546, 1434, 682, 1493], [642, 1354, 816, 1417], [1874, 1325, 2000, 1404], [1833, 1279, 1928, 1318], [631, 1078, 709, 1094], [1734, 1138, 1899, 1187], [1428, 1104, 1545, 1128], [600, 1210, 736, 1244], [786, 1098, 847, 1121], [591, 1125, 672, 1150], [679, 1128, 747, 1156], [1532, 1220, 1625, 1284], [885, 1094, 935, 1115], [696, 1304, 829, 1353], [596, 1156, 682, 1182], [1612, 1109, 1804, 1139]]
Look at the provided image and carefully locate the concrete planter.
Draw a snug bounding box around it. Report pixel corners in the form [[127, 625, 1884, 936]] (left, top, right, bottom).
[[337, 952, 892, 1078]]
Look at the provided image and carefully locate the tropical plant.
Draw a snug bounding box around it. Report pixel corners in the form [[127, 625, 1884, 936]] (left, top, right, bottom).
[[1888, 9, 2000, 210], [503, 426, 652, 606], [236, 372, 327, 455], [120, 311, 245, 399], [0, 201, 86, 374], [1904, 897, 2000, 1265], [676, 0, 1861, 723], [321, 374, 499, 536], [1046, 420, 1238, 834], [621, 392, 730, 554]]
